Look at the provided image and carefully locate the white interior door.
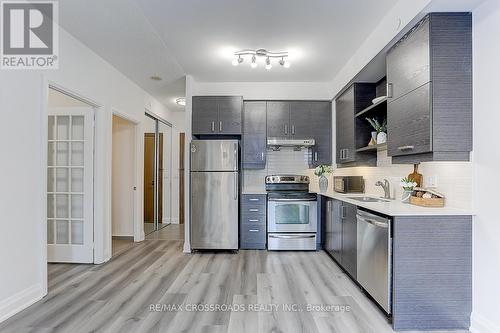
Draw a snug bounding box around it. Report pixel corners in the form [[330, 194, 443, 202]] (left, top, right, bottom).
[[47, 107, 94, 263]]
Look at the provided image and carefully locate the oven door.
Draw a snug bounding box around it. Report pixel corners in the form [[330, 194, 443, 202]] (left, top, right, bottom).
[[267, 199, 317, 233]]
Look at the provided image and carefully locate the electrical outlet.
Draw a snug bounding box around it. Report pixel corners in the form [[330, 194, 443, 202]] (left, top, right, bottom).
[[425, 176, 438, 188]]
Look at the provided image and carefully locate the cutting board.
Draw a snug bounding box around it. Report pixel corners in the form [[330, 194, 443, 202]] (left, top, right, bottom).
[[408, 164, 423, 187]]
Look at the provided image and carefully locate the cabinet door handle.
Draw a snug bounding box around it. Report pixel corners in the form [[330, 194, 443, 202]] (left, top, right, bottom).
[[261, 151, 264, 161], [387, 83, 393, 98], [248, 229, 259, 232], [398, 145, 414, 151], [249, 209, 259, 212], [219, 121, 222, 132], [341, 206, 347, 219], [284, 124, 288, 135], [314, 152, 318, 161], [291, 125, 295, 135], [248, 219, 259, 222], [344, 149, 349, 159], [249, 198, 259, 202], [211, 121, 215, 132]]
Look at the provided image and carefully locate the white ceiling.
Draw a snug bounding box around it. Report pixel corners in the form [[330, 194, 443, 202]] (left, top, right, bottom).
[[58, 0, 186, 112], [134, 0, 399, 82]]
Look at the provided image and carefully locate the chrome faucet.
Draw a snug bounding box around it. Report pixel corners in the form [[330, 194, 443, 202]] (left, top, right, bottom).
[[375, 179, 391, 199]]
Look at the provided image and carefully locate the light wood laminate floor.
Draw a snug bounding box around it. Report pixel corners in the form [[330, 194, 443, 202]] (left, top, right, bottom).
[[0, 237, 468, 333]]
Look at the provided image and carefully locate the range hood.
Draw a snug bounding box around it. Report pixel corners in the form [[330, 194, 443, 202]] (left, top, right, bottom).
[[267, 137, 315, 149]]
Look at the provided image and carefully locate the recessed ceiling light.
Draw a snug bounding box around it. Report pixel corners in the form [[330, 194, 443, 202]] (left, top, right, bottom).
[[150, 75, 162, 81], [175, 97, 186, 106]]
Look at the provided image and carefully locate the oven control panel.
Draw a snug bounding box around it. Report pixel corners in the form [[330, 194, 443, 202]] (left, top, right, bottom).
[[265, 175, 309, 184]]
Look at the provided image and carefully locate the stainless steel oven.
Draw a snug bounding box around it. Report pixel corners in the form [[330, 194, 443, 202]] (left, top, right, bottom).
[[267, 197, 317, 233], [265, 175, 318, 250]]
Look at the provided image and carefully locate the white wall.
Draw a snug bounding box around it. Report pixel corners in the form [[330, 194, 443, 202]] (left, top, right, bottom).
[[470, 1, 500, 332], [0, 27, 183, 322], [112, 116, 136, 237]]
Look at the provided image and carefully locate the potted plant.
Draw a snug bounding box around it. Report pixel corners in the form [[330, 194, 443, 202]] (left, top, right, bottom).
[[366, 117, 387, 144], [400, 177, 417, 203], [314, 165, 333, 192]]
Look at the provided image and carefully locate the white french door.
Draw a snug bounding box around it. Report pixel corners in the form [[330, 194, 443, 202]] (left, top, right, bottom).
[[47, 107, 94, 263]]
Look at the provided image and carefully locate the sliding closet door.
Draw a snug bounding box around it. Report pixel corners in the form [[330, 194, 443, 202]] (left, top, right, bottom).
[[158, 121, 172, 229], [143, 115, 157, 235], [47, 108, 94, 263]]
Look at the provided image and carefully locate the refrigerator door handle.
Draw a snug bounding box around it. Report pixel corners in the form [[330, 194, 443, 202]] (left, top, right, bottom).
[[234, 172, 238, 200]]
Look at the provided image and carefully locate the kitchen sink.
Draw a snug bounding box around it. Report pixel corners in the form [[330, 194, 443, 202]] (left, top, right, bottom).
[[347, 196, 390, 203]]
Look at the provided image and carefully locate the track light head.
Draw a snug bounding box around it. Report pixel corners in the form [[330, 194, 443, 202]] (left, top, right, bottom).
[[250, 55, 257, 68], [265, 57, 272, 70]]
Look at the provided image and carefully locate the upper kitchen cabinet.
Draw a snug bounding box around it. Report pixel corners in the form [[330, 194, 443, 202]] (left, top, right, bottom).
[[192, 96, 243, 136], [386, 13, 472, 163], [305, 101, 332, 167], [289, 102, 313, 138], [242, 101, 267, 169], [266, 101, 290, 137], [336, 83, 376, 167]]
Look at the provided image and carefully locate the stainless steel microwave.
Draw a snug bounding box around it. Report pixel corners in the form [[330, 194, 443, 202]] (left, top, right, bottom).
[[333, 176, 365, 193]]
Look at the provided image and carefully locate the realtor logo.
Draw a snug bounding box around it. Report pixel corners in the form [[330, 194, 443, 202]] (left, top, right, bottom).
[[1, 1, 58, 69]]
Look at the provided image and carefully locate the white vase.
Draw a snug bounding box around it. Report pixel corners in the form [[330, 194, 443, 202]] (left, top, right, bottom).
[[377, 132, 387, 144], [401, 190, 412, 203], [319, 175, 328, 193]]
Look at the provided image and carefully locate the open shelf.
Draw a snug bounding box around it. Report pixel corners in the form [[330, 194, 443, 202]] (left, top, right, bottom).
[[355, 97, 387, 118], [356, 143, 387, 153]]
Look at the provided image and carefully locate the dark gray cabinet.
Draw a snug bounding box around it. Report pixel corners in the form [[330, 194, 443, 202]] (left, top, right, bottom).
[[341, 202, 357, 279], [192, 96, 243, 135], [266, 101, 289, 137], [386, 13, 472, 163], [325, 198, 342, 263], [324, 198, 356, 278], [336, 84, 375, 167], [307, 101, 332, 167], [242, 102, 267, 169], [240, 194, 266, 249], [289, 102, 312, 138]]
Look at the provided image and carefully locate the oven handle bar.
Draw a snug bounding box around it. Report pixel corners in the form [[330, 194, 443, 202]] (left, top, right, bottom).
[[268, 198, 317, 202], [269, 234, 316, 239]]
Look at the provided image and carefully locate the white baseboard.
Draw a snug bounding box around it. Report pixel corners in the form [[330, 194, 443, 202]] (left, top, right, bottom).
[[0, 284, 45, 323], [471, 313, 500, 333]]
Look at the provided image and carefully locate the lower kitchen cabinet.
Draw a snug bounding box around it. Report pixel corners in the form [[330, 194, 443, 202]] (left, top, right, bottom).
[[323, 198, 357, 278], [240, 194, 267, 249]]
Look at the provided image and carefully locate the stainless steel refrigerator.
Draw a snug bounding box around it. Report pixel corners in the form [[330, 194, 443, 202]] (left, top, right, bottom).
[[190, 140, 239, 250]]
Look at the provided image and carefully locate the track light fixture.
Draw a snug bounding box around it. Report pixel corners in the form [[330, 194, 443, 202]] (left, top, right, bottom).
[[231, 48, 290, 70]]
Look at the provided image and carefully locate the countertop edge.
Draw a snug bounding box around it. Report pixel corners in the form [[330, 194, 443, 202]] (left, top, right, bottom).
[[311, 190, 474, 216]]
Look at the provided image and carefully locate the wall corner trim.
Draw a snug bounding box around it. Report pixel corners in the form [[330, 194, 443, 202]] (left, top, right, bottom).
[[470, 313, 500, 333], [0, 284, 45, 323]]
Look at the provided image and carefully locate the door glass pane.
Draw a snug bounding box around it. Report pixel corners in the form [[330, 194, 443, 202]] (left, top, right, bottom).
[[71, 194, 84, 218], [56, 194, 69, 218], [48, 116, 56, 140], [47, 168, 55, 192], [57, 116, 70, 140], [71, 220, 83, 244], [48, 142, 56, 166], [275, 204, 310, 224], [47, 220, 55, 244], [56, 168, 69, 192], [56, 142, 69, 166], [47, 194, 55, 218], [71, 116, 84, 140], [71, 168, 84, 192], [56, 220, 69, 244], [71, 142, 84, 166]]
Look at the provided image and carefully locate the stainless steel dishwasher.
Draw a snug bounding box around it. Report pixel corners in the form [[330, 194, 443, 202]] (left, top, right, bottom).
[[356, 209, 392, 314]]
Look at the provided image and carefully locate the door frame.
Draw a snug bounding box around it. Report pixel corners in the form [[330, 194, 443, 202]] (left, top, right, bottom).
[[41, 79, 103, 296], [111, 109, 142, 243]]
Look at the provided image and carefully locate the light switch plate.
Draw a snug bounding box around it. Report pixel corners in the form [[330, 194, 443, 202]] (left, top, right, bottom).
[[425, 176, 438, 188]]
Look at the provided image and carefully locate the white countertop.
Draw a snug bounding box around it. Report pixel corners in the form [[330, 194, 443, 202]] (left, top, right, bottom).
[[307, 173, 473, 216], [241, 189, 268, 195]]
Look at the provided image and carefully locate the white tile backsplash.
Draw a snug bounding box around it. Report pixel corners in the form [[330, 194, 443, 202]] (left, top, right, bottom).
[[326, 149, 473, 210], [242, 147, 310, 192]]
